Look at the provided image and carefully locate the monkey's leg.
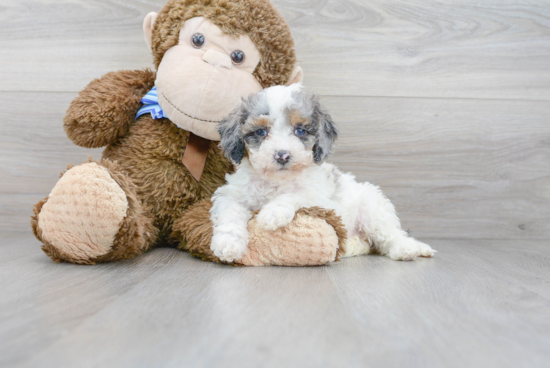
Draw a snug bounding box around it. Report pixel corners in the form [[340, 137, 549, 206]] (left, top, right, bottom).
[[31, 160, 157, 265], [242, 207, 347, 266], [172, 201, 347, 267]]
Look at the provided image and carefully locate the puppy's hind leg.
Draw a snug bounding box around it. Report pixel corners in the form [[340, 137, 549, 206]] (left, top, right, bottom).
[[352, 182, 435, 261]]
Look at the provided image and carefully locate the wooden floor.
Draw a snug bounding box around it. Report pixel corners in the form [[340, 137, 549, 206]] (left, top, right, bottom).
[[1, 0, 550, 367], [0, 232, 548, 368]]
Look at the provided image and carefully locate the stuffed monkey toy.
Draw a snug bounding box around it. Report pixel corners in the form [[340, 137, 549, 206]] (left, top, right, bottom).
[[31, 0, 347, 266]]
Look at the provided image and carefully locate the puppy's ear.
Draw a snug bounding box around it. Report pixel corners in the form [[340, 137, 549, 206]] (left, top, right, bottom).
[[312, 100, 338, 163], [218, 105, 246, 165]]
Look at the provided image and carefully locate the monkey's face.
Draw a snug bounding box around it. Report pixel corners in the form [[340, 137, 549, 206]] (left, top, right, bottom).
[[153, 17, 263, 140]]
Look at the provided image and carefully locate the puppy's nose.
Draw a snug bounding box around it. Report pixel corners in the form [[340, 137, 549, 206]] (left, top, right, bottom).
[[274, 150, 291, 165]]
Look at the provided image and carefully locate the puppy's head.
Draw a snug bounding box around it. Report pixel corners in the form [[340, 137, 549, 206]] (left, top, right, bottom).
[[218, 84, 338, 180]]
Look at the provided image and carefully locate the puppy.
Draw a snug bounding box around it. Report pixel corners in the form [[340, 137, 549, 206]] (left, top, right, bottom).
[[210, 84, 435, 263]]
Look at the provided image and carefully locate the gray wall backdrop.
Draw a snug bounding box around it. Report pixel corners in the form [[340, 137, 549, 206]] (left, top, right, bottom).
[[1, 0, 549, 239]]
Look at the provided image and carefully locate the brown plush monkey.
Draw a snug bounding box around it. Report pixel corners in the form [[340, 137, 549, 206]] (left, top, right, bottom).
[[31, 0, 346, 266]]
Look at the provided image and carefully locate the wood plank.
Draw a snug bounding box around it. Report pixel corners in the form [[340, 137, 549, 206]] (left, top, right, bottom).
[[1, 0, 550, 100], [326, 238, 550, 368], [0, 235, 181, 367], [288, 0, 550, 99], [0, 0, 162, 93], [0, 0, 157, 92], [321, 95, 550, 239], [0, 91, 102, 233], [2, 91, 549, 239], [1, 233, 549, 367], [0, 92, 102, 193]]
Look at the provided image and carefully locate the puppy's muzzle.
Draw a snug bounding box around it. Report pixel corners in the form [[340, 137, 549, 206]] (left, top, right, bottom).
[[274, 150, 291, 165]]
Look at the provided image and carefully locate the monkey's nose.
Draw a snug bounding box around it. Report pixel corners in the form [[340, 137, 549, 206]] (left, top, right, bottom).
[[274, 150, 291, 165], [202, 49, 232, 69]]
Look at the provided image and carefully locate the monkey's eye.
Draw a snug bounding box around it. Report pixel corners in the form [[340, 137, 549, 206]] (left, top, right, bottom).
[[295, 128, 307, 137], [191, 33, 205, 48], [231, 50, 245, 65], [255, 129, 267, 137]]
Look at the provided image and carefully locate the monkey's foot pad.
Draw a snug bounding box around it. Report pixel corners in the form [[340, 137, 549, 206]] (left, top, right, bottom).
[[240, 208, 345, 266], [38, 163, 129, 262]]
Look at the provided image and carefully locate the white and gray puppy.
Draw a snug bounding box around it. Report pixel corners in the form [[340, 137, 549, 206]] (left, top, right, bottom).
[[210, 84, 435, 263]]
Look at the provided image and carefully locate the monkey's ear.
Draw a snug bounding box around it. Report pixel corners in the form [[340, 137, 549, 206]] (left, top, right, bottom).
[[312, 100, 338, 164], [143, 12, 158, 51], [286, 66, 304, 86], [218, 106, 246, 165]]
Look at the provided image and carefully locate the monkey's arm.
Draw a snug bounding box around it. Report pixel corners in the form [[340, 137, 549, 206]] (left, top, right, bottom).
[[64, 69, 156, 148]]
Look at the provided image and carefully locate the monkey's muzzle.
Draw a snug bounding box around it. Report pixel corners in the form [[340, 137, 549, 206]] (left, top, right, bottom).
[[156, 47, 262, 141]]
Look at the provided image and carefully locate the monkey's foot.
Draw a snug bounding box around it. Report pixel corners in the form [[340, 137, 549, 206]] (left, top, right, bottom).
[[32, 161, 156, 264], [173, 202, 347, 267], [240, 208, 344, 266]]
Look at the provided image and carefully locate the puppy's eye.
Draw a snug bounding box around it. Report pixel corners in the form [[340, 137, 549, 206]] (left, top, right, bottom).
[[295, 128, 307, 137], [231, 50, 245, 65], [192, 33, 205, 48], [255, 129, 267, 137]]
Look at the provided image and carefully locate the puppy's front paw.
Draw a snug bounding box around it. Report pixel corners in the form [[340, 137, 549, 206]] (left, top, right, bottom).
[[211, 232, 249, 263], [256, 204, 296, 231], [388, 238, 436, 261]]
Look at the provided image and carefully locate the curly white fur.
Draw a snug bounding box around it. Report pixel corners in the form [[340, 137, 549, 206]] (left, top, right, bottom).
[[210, 84, 435, 263]]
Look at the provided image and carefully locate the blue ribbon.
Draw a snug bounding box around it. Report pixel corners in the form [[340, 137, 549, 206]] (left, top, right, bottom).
[[136, 87, 168, 120]]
